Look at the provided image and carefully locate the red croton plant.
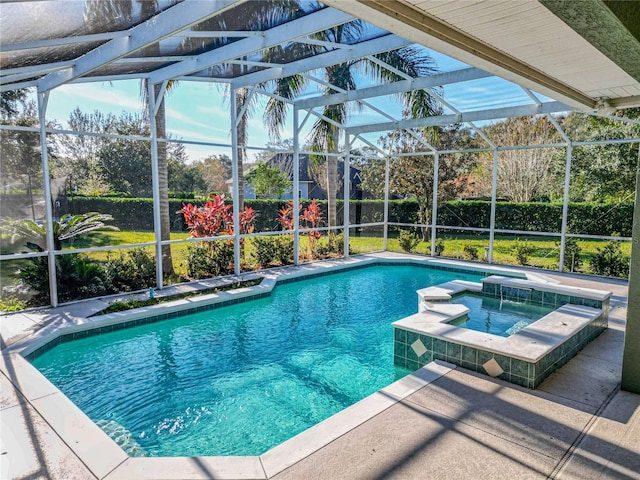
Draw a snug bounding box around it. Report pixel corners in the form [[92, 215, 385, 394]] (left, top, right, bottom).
[[179, 194, 256, 238], [277, 199, 323, 239]]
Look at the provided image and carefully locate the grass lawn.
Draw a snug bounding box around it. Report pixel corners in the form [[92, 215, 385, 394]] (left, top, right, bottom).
[[1, 230, 631, 303]]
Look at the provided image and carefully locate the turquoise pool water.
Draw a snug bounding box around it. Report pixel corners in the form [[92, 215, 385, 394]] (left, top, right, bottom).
[[449, 293, 555, 337], [31, 264, 484, 457]]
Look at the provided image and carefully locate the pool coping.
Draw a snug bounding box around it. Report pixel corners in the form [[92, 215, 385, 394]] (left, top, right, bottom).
[[0, 253, 558, 479]]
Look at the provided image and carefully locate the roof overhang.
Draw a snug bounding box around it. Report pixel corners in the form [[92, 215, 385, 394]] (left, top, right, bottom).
[[322, 0, 640, 113]]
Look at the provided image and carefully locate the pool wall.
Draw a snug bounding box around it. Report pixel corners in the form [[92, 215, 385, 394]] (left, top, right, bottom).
[[393, 276, 611, 388], [20, 256, 519, 361]]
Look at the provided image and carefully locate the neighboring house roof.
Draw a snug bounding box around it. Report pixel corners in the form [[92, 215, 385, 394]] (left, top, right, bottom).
[[266, 153, 362, 185]]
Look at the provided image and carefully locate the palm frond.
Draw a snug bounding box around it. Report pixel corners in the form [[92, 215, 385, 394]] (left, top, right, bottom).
[[366, 47, 443, 118], [264, 74, 307, 140]]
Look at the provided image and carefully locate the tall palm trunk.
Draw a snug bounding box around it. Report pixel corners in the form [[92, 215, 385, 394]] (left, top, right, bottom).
[[326, 129, 340, 227], [235, 88, 246, 209], [153, 82, 174, 276]]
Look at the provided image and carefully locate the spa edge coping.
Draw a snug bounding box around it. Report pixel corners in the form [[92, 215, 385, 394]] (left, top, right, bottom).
[[399, 278, 612, 364]]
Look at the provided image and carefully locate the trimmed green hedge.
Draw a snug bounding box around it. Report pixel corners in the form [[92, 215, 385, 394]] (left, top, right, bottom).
[[67, 196, 634, 237]]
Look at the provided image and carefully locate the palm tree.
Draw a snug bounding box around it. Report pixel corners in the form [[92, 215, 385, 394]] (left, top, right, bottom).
[[184, 1, 305, 209], [3, 212, 118, 251], [83, 1, 176, 276], [264, 22, 442, 227]]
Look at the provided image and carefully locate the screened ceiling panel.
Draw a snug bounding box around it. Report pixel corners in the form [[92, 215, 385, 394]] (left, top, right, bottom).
[[3, 0, 632, 124]]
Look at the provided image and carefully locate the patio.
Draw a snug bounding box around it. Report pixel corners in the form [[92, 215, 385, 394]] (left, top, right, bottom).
[[1, 254, 638, 479]]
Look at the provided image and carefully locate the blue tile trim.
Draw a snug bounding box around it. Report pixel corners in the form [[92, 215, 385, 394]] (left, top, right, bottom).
[[393, 315, 607, 389]]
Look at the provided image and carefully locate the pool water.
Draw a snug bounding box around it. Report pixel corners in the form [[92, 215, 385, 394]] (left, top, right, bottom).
[[31, 265, 483, 457], [449, 293, 555, 337]]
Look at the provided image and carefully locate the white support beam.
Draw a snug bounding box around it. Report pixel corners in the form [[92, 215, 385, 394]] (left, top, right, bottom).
[[149, 8, 353, 85], [235, 85, 256, 128], [1, 31, 128, 52], [172, 30, 263, 38], [430, 152, 439, 256], [115, 56, 197, 63], [148, 81, 164, 290], [38, 0, 243, 92], [344, 132, 351, 256], [347, 101, 570, 135], [308, 109, 345, 129], [1, 61, 74, 78], [0, 63, 72, 86], [231, 34, 411, 88], [37, 90, 58, 307], [230, 91, 241, 276], [153, 81, 168, 118], [295, 67, 490, 109]]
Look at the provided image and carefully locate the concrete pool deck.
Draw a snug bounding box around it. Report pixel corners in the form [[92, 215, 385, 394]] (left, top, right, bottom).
[[1, 253, 639, 479]]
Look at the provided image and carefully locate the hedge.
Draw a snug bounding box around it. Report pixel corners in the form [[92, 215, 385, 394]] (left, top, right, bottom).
[[67, 196, 634, 237]]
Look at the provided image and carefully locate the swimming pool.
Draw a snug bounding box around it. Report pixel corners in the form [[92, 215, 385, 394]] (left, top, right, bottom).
[[449, 293, 555, 337], [30, 264, 484, 457]]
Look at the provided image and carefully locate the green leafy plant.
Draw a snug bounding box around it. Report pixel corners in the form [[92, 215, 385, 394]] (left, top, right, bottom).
[[246, 161, 292, 199], [184, 241, 234, 279], [17, 250, 108, 304], [2, 212, 119, 250], [513, 239, 535, 265], [462, 243, 479, 260], [590, 239, 630, 278], [398, 230, 420, 253], [561, 237, 583, 272], [104, 248, 156, 292], [251, 236, 294, 269], [95, 279, 262, 315], [0, 296, 28, 312], [434, 238, 445, 256]]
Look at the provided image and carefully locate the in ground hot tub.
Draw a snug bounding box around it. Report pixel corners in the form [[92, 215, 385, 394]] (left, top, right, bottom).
[[392, 276, 611, 388]]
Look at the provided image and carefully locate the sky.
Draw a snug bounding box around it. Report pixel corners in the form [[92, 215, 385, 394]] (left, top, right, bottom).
[[41, 47, 548, 164]]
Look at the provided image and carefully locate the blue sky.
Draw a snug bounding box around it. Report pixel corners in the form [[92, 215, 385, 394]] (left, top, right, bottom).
[[42, 47, 547, 163]]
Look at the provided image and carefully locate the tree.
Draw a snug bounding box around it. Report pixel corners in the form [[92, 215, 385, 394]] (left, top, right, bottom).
[[351, 146, 387, 199], [562, 109, 640, 202], [0, 104, 47, 219], [264, 25, 441, 228], [246, 162, 292, 198], [95, 114, 152, 197], [53, 108, 117, 194], [168, 156, 207, 195], [476, 116, 562, 202], [381, 125, 480, 240], [0, 89, 28, 120], [197, 155, 232, 194]]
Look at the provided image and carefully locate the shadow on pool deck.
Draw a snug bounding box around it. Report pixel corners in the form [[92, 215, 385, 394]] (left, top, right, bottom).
[[1, 259, 639, 480]]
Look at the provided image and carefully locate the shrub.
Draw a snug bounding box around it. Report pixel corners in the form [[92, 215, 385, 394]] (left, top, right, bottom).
[[185, 241, 234, 280], [252, 236, 294, 269], [462, 243, 479, 260], [434, 238, 445, 256], [313, 233, 347, 258], [398, 230, 420, 253], [513, 239, 534, 265], [590, 240, 630, 278], [18, 252, 108, 304], [104, 248, 156, 292], [0, 296, 28, 312], [562, 237, 583, 272]]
